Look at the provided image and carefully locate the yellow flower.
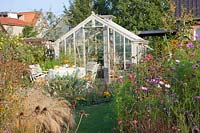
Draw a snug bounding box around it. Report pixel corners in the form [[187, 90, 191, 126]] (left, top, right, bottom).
[[103, 91, 111, 97], [163, 79, 168, 84], [63, 59, 68, 64], [76, 96, 86, 101]]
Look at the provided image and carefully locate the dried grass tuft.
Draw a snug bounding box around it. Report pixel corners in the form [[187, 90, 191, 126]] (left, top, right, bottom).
[[13, 86, 75, 133]]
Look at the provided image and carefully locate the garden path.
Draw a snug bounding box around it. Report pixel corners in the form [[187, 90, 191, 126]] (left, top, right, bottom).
[[74, 102, 116, 133]]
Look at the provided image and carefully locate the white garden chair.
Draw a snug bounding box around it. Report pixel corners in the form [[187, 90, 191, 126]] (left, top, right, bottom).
[[85, 61, 99, 84], [29, 64, 47, 81]]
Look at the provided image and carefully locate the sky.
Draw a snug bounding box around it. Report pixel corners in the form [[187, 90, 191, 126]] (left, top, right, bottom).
[[0, 0, 70, 16]]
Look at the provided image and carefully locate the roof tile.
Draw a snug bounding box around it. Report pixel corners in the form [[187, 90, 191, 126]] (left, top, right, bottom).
[[0, 17, 29, 26]]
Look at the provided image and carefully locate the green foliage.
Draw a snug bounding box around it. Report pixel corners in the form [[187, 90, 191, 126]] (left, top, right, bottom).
[[46, 76, 87, 103], [22, 25, 38, 38], [112, 0, 170, 31], [0, 33, 45, 64], [64, 0, 92, 27], [46, 75, 112, 107]]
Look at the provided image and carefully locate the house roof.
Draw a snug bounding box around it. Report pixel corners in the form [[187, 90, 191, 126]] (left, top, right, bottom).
[[24, 38, 53, 44], [0, 17, 29, 26], [18, 12, 41, 26], [56, 13, 147, 44], [138, 30, 177, 37]]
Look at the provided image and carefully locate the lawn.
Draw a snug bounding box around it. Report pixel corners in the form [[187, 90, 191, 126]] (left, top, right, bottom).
[[74, 102, 117, 133]]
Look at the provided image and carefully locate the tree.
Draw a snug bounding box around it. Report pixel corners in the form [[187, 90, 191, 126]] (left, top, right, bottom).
[[22, 25, 38, 38], [64, 0, 93, 27], [64, 0, 171, 31], [45, 11, 58, 27], [93, 0, 113, 15], [112, 0, 170, 32]]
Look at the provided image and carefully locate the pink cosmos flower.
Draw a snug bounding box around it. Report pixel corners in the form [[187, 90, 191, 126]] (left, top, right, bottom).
[[159, 81, 164, 85], [129, 74, 134, 79], [141, 86, 148, 91], [145, 54, 153, 60], [192, 64, 199, 69], [4, 130, 8, 133], [133, 119, 138, 125], [118, 119, 123, 125], [119, 76, 124, 83]]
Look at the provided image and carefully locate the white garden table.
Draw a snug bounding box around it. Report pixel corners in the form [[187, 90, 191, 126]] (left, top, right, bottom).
[[47, 67, 86, 79]]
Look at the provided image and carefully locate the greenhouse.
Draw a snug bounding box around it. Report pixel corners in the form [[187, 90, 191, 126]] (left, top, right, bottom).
[[54, 12, 149, 81]]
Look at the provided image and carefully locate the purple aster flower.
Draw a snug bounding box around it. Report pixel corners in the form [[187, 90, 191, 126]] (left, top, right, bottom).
[[194, 96, 200, 100], [187, 113, 193, 118], [196, 60, 200, 63], [186, 42, 194, 48], [193, 125, 199, 131], [192, 64, 199, 69], [141, 86, 148, 91], [148, 78, 160, 84], [191, 73, 196, 77], [170, 67, 176, 71], [173, 98, 179, 103], [155, 58, 160, 62]]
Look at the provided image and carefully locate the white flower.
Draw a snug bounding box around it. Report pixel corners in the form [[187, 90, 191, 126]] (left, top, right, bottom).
[[175, 60, 180, 64], [119, 76, 123, 79], [157, 84, 161, 88], [165, 84, 171, 88]]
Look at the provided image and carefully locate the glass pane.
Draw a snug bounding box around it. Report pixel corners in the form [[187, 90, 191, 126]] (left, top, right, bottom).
[[65, 34, 73, 55], [137, 43, 143, 62], [65, 34, 75, 65], [84, 27, 103, 63], [125, 39, 132, 69], [196, 29, 200, 40], [75, 28, 84, 66], [95, 20, 103, 27], [115, 31, 124, 70], [59, 40, 65, 55], [109, 29, 114, 70], [84, 20, 92, 27]]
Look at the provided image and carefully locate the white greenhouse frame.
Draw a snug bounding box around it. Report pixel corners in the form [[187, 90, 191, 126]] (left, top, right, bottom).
[[54, 12, 150, 82]]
